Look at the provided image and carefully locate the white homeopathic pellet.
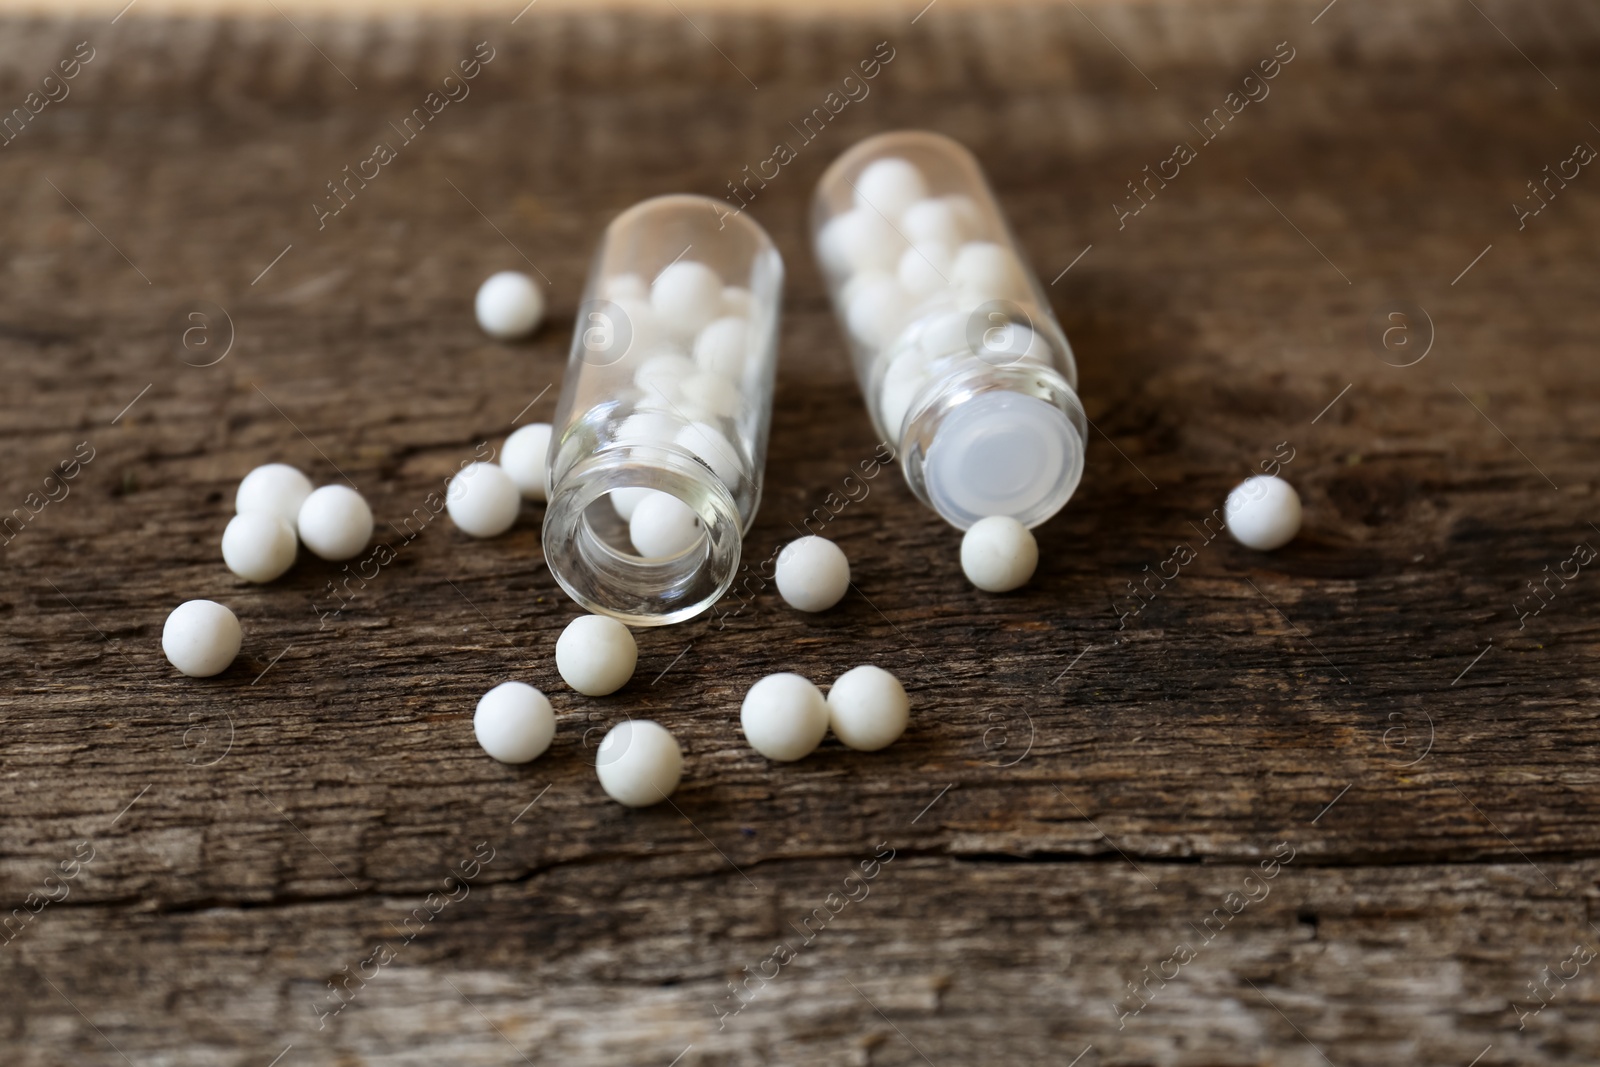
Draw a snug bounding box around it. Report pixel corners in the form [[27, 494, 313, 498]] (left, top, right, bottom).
[[960, 515, 1038, 592], [818, 208, 902, 275], [827, 665, 909, 752], [610, 486, 653, 522], [1225, 474, 1302, 551], [500, 422, 553, 501], [845, 272, 913, 349], [235, 463, 313, 528], [555, 614, 638, 696], [673, 421, 744, 489], [720, 286, 752, 317], [629, 490, 702, 559], [679, 372, 741, 418], [297, 484, 374, 561], [774, 536, 850, 613], [616, 411, 683, 447], [475, 271, 545, 340], [740, 672, 830, 762], [898, 241, 955, 298], [447, 462, 521, 539], [953, 241, 1024, 300], [634, 351, 697, 398], [902, 197, 966, 248], [162, 599, 242, 678], [651, 260, 723, 338], [473, 681, 556, 764], [854, 157, 929, 221], [693, 316, 749, 378], [596, 719, 683, 807], [602, 272, 648, 302], [221, 512, 297, 583]]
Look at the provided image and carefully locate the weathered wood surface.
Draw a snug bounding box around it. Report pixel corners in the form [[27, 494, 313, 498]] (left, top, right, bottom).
[[2, 1, 1600, 1063]]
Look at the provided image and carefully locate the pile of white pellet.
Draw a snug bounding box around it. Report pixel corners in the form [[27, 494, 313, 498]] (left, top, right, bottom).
[[161, 267, 1305, 810]]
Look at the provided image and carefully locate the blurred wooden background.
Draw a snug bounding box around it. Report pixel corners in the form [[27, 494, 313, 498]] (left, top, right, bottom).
[[3, 0, 955, 13], [1, 0, 1599, 1064]]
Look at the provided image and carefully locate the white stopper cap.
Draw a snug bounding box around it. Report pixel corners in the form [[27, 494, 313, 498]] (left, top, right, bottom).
[[923, 391, 1083, 530]]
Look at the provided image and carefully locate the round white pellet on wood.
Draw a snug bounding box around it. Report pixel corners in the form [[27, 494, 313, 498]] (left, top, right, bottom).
[[1225, 475, 1302, 551], [162, 599, 242, 678], [474, 681, 556, 764], [221, 511, 297, 583], [235, 463, 313, 528], [447, 462, 521, 539], [740, 672, 830, 762], [774, 536, 850, 612], [297, 484, 374, 562], [555, 614, 638, 696], [501, 423, 553, 502], [596, 719, 683, 807], [827, 665, 909, 751], [629, 491, 703, 559], [475, 271, 545, 339], [960, 515, 1038, 592]]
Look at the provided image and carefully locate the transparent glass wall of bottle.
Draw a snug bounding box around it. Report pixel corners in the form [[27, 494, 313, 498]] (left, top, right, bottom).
[[811, 131, 1088, 530], [544, 195, 782, 626]]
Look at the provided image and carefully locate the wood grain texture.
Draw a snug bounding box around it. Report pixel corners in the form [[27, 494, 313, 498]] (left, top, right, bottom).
[[2, 1, 1599, 1063]]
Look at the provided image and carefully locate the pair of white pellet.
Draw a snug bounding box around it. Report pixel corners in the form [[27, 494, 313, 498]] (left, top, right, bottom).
[[955, 476, 1303, 595], [446, 422, 553, 538], [227, 463, 372, 582], [740, 666, 910, 761]]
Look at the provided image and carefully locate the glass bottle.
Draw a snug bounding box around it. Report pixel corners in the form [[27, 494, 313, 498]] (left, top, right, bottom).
[[812, 130, 1087, 529], [544, 195, 782, 625]]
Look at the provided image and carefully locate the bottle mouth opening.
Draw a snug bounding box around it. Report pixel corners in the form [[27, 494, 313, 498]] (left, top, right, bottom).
[[543, 445, 744, 626]]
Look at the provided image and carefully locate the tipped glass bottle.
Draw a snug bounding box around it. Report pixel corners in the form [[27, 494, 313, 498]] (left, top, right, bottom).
[[544, 195, 782, 625], [812, 131, 1087, 530]]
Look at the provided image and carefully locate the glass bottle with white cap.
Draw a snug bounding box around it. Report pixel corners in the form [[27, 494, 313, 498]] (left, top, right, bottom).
[[811, 130, 1087, 529], [543, 194, 782, 625]]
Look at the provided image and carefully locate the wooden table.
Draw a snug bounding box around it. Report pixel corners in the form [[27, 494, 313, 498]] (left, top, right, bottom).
[[3, 2, 1598, 1063]]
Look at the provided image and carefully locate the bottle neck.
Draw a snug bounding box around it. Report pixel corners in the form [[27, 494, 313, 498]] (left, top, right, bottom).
[[543, 443, 745, 626], [898, 360, 1087, 530]]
